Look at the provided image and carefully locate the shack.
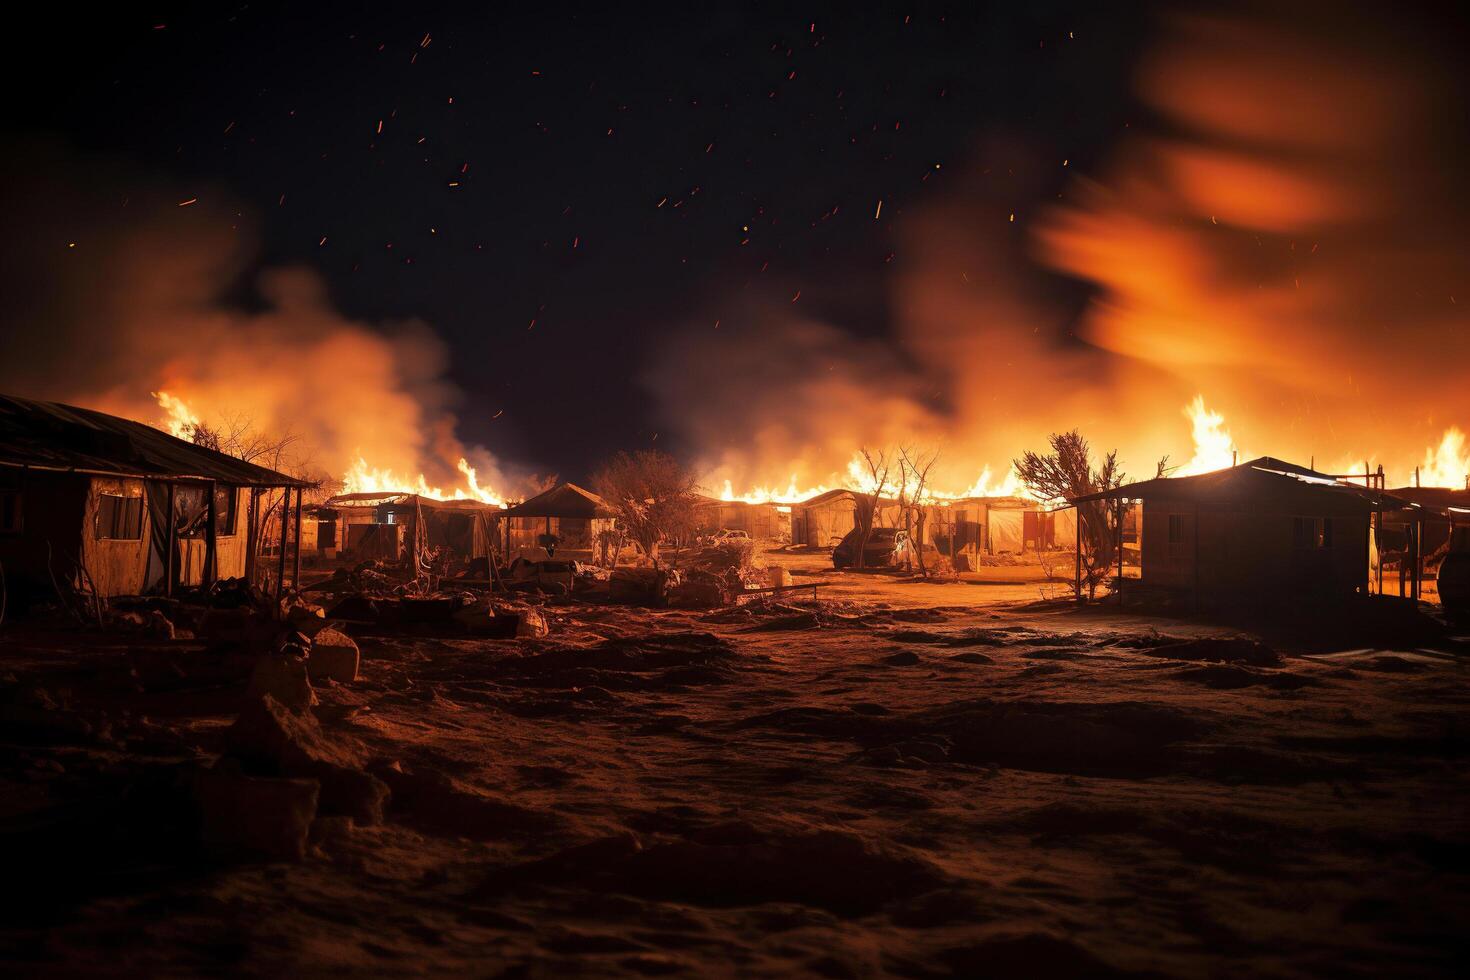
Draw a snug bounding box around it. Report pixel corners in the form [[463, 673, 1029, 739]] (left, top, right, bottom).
[[0, 393, 309, 603], [1070, 457, 1412, 607], [501, 482, 617, 562], [789, 489, 901, 549], [924, 497, 1078, 568], [317, 492, 499, 567], [691, 497, 792, 543]]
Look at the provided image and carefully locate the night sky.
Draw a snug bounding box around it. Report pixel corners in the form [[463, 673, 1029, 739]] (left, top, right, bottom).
[[7, 2, 1155, 478]]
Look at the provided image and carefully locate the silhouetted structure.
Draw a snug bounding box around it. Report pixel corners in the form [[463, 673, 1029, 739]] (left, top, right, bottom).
[[1071, 457, 1416, 608], [0, 393, 308, 603], [500, 482, 616, 561]]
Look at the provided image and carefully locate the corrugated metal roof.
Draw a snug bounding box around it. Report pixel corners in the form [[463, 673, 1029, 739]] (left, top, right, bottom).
[[1069, 457, 1411, 511], [323, 491, 502, 512], [0, 393, 310, 487]]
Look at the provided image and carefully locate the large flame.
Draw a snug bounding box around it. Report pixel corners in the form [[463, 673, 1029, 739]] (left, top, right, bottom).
[[1174, 396, 1238, 476], [1418, 428, 1470, 490], [339, 455, 506, 505], [153, 390, 202, 440], [155, 390, 506, 505]]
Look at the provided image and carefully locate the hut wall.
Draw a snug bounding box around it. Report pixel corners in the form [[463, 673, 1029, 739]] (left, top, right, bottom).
[[0, 470, 91, 600], [80, 476, 151, 597], [1142, 499, 1369, 599]]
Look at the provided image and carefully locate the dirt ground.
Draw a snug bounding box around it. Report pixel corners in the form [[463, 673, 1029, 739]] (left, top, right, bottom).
[[2, 561, 1467, 977]]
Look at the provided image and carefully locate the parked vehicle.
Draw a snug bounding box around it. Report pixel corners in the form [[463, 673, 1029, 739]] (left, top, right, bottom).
[[702, 528, 752, 546], [832, 527, 909, 569]]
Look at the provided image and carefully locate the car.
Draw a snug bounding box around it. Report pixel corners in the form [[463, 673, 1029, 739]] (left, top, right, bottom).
[[707, 528, 752, 544], [832, 526, 910, 569]]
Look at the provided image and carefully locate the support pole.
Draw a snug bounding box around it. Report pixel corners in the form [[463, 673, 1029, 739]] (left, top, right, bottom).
[[1405, 520, 1417, 605], [164, 482, 176, 597], [275, 489, 288, 607], [244, 488, 258, 585], [292, 487, 303, 593], [1117, 499, 1125, 606], [1074, 505, 1082, 603], [205, 480, 218, 588]]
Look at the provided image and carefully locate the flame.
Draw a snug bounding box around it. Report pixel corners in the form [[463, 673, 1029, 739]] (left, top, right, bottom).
[[153, 390, 201, 439], [341, 455, 506, 506], [716, 454, 1030, 504], [1174, 395, 1237, 476], [1418, 427, 1470, 489]]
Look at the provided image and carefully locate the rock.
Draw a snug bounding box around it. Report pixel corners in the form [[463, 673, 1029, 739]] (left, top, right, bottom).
[[196, 759, 319, 862], [245, 655, 318, 713], [225, 695, 388, 825], [147, 609, 176, 640], [516, 607, 549, 638], [308, 629, 360, 683], [669, 574, 728, 609]]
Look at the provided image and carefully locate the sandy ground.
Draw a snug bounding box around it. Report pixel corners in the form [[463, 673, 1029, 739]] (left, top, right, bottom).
[[2, 568, 1467, 977]]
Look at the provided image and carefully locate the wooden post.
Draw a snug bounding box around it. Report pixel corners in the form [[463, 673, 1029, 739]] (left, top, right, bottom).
[[204, 480, 218, 588], [292, 487, 303, 592], [1074, 504, 1083, 603], [1405, 517, 1417, 602], [1117, 499, 1125, 606], [244, 488, 258, 584], [164, 482, 176, 597], [275, 489, 289, 606]]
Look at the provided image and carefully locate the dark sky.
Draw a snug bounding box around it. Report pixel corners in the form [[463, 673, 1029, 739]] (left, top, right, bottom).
[[5, 1, 1155, 478]]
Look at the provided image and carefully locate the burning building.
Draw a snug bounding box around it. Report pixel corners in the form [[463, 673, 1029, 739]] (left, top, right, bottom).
[[315, 491, 499, 567], [500, 483, 616, 562], [0, 394, 308, 602], [692, 496, 792, 543], [924, 497, 1079, 569], [787, 489, 905, 550]]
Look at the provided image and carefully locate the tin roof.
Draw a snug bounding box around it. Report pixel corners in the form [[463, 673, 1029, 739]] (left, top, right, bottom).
[[0, 393, 309, 487]]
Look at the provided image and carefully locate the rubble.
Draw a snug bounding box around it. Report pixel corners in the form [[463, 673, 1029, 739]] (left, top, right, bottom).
[[225, 694, 389, 825], [195, 759, 319, 862], [308, 628, 360, 683], [245, 655, 319, 714]]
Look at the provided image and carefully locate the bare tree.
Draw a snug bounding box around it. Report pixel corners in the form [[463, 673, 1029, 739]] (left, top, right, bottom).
[[853, 447, 893, 570], [899, 446, 940, 577], [1013, 431, 1124, 600], [591, 450, 699, 566]]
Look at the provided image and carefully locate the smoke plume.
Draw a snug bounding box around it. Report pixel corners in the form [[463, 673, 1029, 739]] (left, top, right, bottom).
[[0, 141, 516, 495], [651, 4, 1470, 493]]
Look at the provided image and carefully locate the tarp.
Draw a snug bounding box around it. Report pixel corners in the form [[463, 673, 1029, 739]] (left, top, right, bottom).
[[988, 509, 1025, 553], [0, 393, 307, 487]]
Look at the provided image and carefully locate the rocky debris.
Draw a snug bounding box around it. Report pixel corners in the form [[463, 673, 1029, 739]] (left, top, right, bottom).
[[0, 685, 103, 744], [668, 571, 730, 609], [1142, 637, 1282, 668], [485, 824, 949, 916], [224, 694, 388, 825], [195, 758, 319, 862], [308, 628, 360, 684], [245, 655, 318, 713], [373, 764, 558, 840], [515, 606, 549, 637], [609, 567, 679, 606]]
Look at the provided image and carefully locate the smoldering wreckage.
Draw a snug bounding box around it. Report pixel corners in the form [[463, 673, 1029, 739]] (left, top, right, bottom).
[[2, 393, 1469, 976]]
